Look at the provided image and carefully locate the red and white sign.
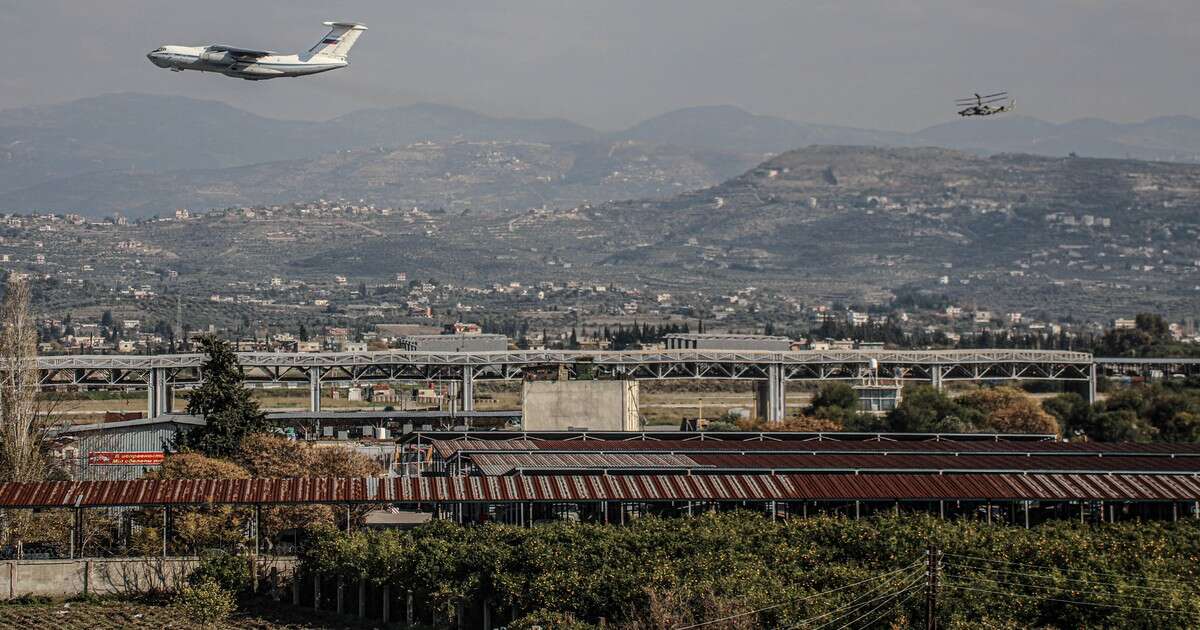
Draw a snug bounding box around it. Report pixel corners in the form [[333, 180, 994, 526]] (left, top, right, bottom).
[[87, 451, 164, 466]]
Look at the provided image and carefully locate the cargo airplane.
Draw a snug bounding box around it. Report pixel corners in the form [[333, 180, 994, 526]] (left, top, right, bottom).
[[147, 22, 366, 80]]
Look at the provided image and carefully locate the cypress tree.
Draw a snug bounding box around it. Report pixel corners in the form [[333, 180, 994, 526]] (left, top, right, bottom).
[[174, 335, 272, 458]]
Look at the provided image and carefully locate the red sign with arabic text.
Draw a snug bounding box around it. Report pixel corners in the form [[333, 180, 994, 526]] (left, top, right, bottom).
[[87, 451, 164, 466]]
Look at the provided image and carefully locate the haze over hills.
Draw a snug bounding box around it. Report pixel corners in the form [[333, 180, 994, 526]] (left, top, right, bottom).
[[23, 145, 1196, 317], [5, 93, 1200, 216]]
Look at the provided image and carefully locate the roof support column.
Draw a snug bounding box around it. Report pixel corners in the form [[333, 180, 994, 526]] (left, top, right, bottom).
[[309, 368, 322, 414], [461, 366, 475, 413]]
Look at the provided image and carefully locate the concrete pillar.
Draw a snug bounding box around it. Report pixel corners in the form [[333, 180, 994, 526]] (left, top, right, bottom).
[[154, 368, 172, 417], [308, 368, 322, 413], [461, 366, 475, 413], [754, 365, 785, 423], [769, 364, 784, 422], [1087, 363, 1097, 405], [931, 365, 944, 391], [147, 368, 160, 419]]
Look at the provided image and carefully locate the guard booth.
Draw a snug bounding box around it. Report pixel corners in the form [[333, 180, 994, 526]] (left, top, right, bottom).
[[854, 358, 903, 414], [854, 382, 903, 413]]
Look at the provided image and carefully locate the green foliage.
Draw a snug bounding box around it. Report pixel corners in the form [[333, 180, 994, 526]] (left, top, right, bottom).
[[810, 382, 859, 413], [175, 335, 272, 458], [886, 385, 983, 433], [299, 513, 1200, 628], [509, 610, 597, 629], [1095, 313, 1200, 358], [174, 578, 235, 626], [187, 550, 250, 595], [1046, 382, 1200, 443]]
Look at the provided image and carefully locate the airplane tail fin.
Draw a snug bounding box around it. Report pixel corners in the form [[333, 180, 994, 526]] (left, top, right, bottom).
[[309, 22, 367, 59]]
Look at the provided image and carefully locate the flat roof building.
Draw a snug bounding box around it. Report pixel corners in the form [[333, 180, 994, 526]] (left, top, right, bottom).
[[664, 334, 792, 351]]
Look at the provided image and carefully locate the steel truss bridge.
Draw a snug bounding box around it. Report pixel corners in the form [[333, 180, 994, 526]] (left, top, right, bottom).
[[34, 349, 1095, 421]]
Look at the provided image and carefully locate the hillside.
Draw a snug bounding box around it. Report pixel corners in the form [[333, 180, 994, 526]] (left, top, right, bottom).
[[617, 105, 914, 153], [20, 146, 1197, 317], [7, 95, 1200, 218], [470, 146, 1200, 313], [0, 140, 759, 217]]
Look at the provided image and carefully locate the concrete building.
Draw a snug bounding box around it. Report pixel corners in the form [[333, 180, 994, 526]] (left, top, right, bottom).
[[522, 380, 640, 431], [1113, 318, 1138, 330], [402, 334, 509, 352], [663, 334, 792, 351]]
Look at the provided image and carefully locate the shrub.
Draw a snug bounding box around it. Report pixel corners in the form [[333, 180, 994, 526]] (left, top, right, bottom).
[[175, 578, 236, 626], [188, 550, 251, 594], [510, 610, 597, 630]]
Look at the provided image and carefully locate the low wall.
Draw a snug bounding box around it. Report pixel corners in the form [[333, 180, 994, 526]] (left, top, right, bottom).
[[0, 556, 298, 599]]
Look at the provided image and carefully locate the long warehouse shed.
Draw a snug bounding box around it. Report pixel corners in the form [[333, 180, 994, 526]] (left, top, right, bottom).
[[1, 473, 1198, 508]]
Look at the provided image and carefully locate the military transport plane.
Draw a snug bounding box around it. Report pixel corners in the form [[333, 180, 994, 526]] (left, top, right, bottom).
[[147, 22, 366, 80]]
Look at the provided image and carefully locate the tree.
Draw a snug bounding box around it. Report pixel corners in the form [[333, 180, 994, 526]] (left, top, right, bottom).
[[234, 434, 383, 541], [810, 383, 859, 414], [1042, 393, 1093, 437], [0, 278, 59, 485], [174, 335, 272, 458], [140, 453, 252, 554], [961, 387, 1060, 436], [886, 385, 982, 433]]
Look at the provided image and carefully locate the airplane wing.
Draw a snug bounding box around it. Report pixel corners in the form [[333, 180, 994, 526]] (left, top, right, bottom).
[[209, 45, 275, 59]]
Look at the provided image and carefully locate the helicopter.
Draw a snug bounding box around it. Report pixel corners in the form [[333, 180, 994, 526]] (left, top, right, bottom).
[[956, 92, 1014, 117]]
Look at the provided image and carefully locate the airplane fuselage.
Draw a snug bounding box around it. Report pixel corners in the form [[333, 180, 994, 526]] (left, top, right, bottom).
[[146, 45, 347, 80]]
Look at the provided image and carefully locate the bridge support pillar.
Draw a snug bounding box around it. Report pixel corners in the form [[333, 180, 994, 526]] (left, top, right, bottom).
[[1087, 363, 1097, 405], [754, 364, 785, 423], [147, 367, 171, 418], [309, 368, 322, 413], [931, 365, 944, 391], [461, 366, 475, 413]]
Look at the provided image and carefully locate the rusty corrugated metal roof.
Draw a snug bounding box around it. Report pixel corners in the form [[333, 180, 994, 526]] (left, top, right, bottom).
[[468, 452, 704, 475], [1, 473, 1198, 508], [681, 453, 1200, 474], [432, 438, 1200, 458]]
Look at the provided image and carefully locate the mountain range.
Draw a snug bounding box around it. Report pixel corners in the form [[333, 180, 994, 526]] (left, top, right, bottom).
[[4, 93, 1200, 216]]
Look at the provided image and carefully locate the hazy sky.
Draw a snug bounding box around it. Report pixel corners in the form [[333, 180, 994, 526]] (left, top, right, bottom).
[[2, 0, 1198, 131]]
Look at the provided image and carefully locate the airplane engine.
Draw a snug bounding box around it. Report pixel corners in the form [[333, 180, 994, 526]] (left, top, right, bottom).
[[199, 49, 237, 66]]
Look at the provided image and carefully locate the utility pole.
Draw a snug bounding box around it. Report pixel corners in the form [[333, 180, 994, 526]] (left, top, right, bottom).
[[926, 544, 941, 630]]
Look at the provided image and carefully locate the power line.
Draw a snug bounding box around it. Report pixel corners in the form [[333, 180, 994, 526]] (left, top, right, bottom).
[[941, 581, 1200, 617], [943, 561, 1195, 594], [810, 579, 924, 630], [940, 552, 1200, 588], [839, 584, 923, 630], [943, 571, 1185, 605], [796, 571, 926, 630], [673, 561, 923, 630]]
